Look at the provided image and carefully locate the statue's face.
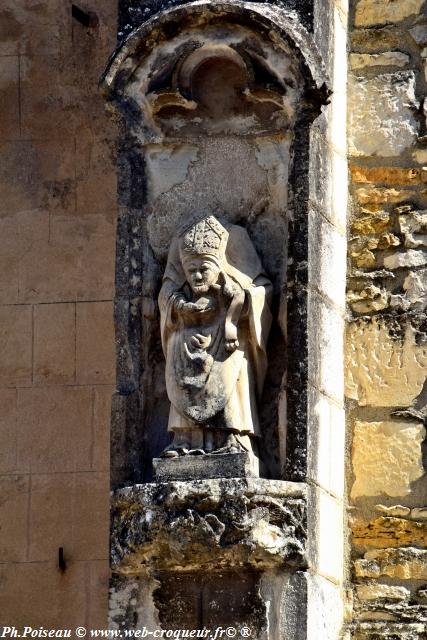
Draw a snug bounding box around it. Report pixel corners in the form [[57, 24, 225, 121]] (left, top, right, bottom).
[[183, 255, 221, 294]]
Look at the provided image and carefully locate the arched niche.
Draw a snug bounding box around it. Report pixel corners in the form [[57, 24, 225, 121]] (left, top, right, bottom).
[[101, 0, 330, 485]]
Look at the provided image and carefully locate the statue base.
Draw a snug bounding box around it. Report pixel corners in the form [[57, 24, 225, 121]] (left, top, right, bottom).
[[153, 451, 260, 481]]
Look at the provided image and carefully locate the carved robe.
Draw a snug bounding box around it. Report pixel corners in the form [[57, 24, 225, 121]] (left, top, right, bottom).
[[159, 222, 272, 437]]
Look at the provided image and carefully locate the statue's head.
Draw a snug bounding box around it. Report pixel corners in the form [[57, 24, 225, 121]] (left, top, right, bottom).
[[179, 216, 228, 294], [182, 254, 221, 294]]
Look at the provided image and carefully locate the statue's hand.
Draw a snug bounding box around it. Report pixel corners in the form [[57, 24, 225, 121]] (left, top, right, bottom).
[[225, 338, 239, 352], [190, 333, 212, 350], [182, 299, 213, 315], [223, 275, 244, 300], [173, 294, 187, 312]]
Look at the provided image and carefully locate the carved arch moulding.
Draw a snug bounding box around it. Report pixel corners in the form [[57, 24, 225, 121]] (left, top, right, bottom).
[[101, 0, 330, 487]]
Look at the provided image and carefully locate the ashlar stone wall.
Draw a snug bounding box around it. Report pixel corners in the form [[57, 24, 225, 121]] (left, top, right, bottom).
[[347, 0, 427, 637], [0, 0, 117, 628]]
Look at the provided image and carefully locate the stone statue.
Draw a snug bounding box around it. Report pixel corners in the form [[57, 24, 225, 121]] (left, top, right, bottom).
[[158, 215, 272, 458]]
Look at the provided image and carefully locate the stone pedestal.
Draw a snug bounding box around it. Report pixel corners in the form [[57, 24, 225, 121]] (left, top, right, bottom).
[[110, 479, 309, 637], [152, 452, 260, 482], [111, 478, 307, 573]]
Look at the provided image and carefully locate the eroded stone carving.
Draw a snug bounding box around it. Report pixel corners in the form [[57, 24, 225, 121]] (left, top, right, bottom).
[[110, 479, 307, 574], [158, 215, 272, 463]]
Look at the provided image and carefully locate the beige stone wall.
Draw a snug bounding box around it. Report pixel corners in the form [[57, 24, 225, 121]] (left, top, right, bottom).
[[0, 1, 117, 627], [347, 0, 427, 636]]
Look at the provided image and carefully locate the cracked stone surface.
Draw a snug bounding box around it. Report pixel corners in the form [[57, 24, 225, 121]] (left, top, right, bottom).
[[111, 478, 307, 574]]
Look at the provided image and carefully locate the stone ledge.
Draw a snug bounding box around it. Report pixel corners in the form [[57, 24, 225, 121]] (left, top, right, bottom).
[[153, 452, 260, 481], [111, 478, 307, 574], [353, 622, 425, 640]]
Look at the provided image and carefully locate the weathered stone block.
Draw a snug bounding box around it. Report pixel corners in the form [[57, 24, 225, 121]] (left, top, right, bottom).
[[50, 214, 116, 301], [76, 135, 117, 214], [0, 55, 19, 139], [0, 1, 64, 56], [33, 302, 76, 385], [87, 560, 110, 628], [265, 572, 344, 640], [331, 149, 349, 232], [398, 210, 427, 247], [19, 214, 115, 303], [350, 52, 410, 70], [413, 148, 427, 164], [76, 301, 115, 385], [111, 479, 307, 574], [351, 166, 427, 186], [347, 285, 389, 313], [20, 54, 81, 139], [0, 210, 49, 305], [351, 211, 391, 235], [308, 291, 345, 404], [349, 233, 400, 271], [411, 507, 427, 520], [109, 574, 160, 632], [346, 317, 427, 407], [29, 473, 75, 562], [307, 385, 345, 498], [312, 0, 334, 80], [355, 186, 425, 205], [92, 386, 113, 472], [375, 504, 411, 517], [0, 561, 88, 627], [0, 475, 29, 562], [29, 471, 109, 562], [0, 389, 17, 473], [350, 238, 381, 269], [308, 209, 346, 309], [153, 570, 267, 636], [348, 72, 419, 157], [352, 514, 427, 548], [110, 391, 144, 488], [355, 547, 427, 580], [351, 27, 404, 52], [383, 249, 427, 269], [356, 584, 409, 601], [153, 452, 260, 482], [17, 387, 93, 473], [0, 139, 76, 214], [354, 622, 425, 640], [410, 24, 427, 46], [306, 575, 344, 640], [355, 0, 425, 27], [0, 229, 19, 304], [309, 129, 332, 215], [73, 472, 110, 560], [308, 487, 344, 583], [351, 420, 425, 499], [0, 304, 32, 386]]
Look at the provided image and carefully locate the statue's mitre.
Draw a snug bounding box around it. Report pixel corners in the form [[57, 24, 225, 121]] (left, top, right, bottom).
[[180, 215, 228, 261]]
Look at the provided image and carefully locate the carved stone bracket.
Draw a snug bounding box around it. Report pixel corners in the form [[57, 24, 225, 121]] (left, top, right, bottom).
[[111, 479, 307, 574]]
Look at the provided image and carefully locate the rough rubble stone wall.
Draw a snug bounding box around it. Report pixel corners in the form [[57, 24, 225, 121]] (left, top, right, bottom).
[[0, 1, 117, 628], [347, 0, 427, 637]]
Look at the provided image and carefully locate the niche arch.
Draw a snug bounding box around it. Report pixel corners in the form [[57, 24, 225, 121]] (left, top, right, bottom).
[[102, 0, 330, 484]]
